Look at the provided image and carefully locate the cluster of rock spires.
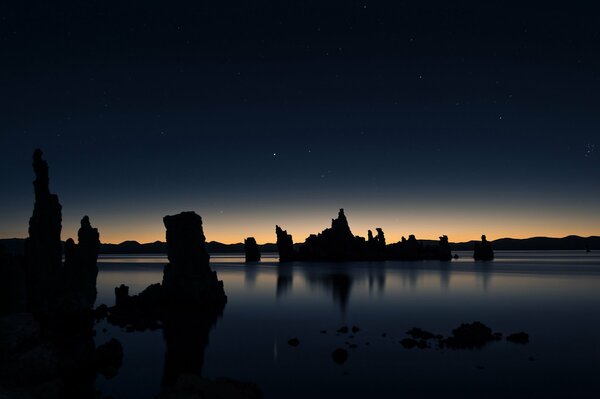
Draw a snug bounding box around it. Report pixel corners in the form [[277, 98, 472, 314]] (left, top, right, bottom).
[[273, 208, 488, 262], [0, 149, 261, 399], [0, 149, 121, 399]]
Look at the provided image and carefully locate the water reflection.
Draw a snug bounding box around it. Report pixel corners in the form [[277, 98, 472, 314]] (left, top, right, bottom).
[[95, 252, 600, 399], [367, 262, 386, 295], [276, 264, 293, 298], [244, 263, 258, 287], [305, 271, 353, 314], [439, 262, 451, 289], [162, 311, 220, 387], [476, 261, 493, 291]]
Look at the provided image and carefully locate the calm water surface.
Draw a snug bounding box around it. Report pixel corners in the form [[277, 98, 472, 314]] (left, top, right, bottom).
[[94, 251, 600, 398]]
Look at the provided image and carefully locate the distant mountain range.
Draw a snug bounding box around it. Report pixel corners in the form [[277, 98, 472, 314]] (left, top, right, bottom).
[[1, 235, 598, 256]]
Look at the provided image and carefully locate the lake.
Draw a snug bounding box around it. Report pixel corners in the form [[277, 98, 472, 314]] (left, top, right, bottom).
[[94, 251, 600, 398]]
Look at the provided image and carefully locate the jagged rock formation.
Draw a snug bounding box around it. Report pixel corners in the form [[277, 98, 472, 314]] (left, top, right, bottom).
[[244, 237, 261, 262], [474, 234, 494, 260], [367, 228, 386, 259], [277, 209, 456, 262], [386, 234, 421, 260], [276, 225, 296, 262], [297, 209, 365, 261]]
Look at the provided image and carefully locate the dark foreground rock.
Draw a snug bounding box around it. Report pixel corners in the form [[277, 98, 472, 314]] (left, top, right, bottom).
[[95, 338, 124, 379], [1, 150, 116, 399]]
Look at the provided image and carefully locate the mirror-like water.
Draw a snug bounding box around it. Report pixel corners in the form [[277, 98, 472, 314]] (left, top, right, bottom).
[[95, 251, 600, 398]]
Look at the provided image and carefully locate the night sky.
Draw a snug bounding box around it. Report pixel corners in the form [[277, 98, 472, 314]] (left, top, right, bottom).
[[1, 1, 599, 244]]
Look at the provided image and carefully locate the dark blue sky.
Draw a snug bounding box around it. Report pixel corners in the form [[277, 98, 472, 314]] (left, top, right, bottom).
[[1, 1, 598, 243]]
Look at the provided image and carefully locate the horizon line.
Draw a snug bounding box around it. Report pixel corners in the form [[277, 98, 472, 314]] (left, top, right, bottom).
[[2, 233, 599, 247]]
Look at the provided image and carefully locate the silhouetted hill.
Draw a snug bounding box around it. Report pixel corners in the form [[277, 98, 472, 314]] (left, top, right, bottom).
[[2, 235, 599, 256]]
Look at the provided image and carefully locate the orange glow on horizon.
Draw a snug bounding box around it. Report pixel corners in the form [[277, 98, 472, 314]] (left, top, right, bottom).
[[83, 226, 600, 246], [5, 207, 599, 246]]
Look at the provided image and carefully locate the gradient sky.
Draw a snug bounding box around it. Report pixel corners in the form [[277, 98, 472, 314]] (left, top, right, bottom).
[[1, 1, 599, 244]]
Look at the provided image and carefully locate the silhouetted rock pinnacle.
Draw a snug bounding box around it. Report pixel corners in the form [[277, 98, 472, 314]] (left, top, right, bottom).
[[474, 234, 494, 260], [64, 216, 101, 310], [244, 237, 261, 262], [437, 235, 452, 261], [162, 211, 227, 307], [24, 149, 63, 311], [276, 225, 296, 262]]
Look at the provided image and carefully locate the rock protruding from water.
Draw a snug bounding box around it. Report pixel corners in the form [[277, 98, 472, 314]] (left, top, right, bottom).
[[277, 209, 454, 262], [24, 149, 63, 311], [437, 235, 452, 261], [298, 209, 365, 261], [162, 212, 227, 308], [474, 235, 494, 260], [367, 228, 386, 259], [276, 225, 296, 262], [244, 237, 261, 262], [442, 321, 501, 349], [63, 216, 100, 310]]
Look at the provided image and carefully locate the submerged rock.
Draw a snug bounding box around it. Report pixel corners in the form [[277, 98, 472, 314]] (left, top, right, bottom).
[[443, 321, 500, 349], [506, 332, 529, 344], [244, 237, 261, 262], [406, 327, 436, 340], [331, 348, 348, 365], [287, 338, 300, 347]]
